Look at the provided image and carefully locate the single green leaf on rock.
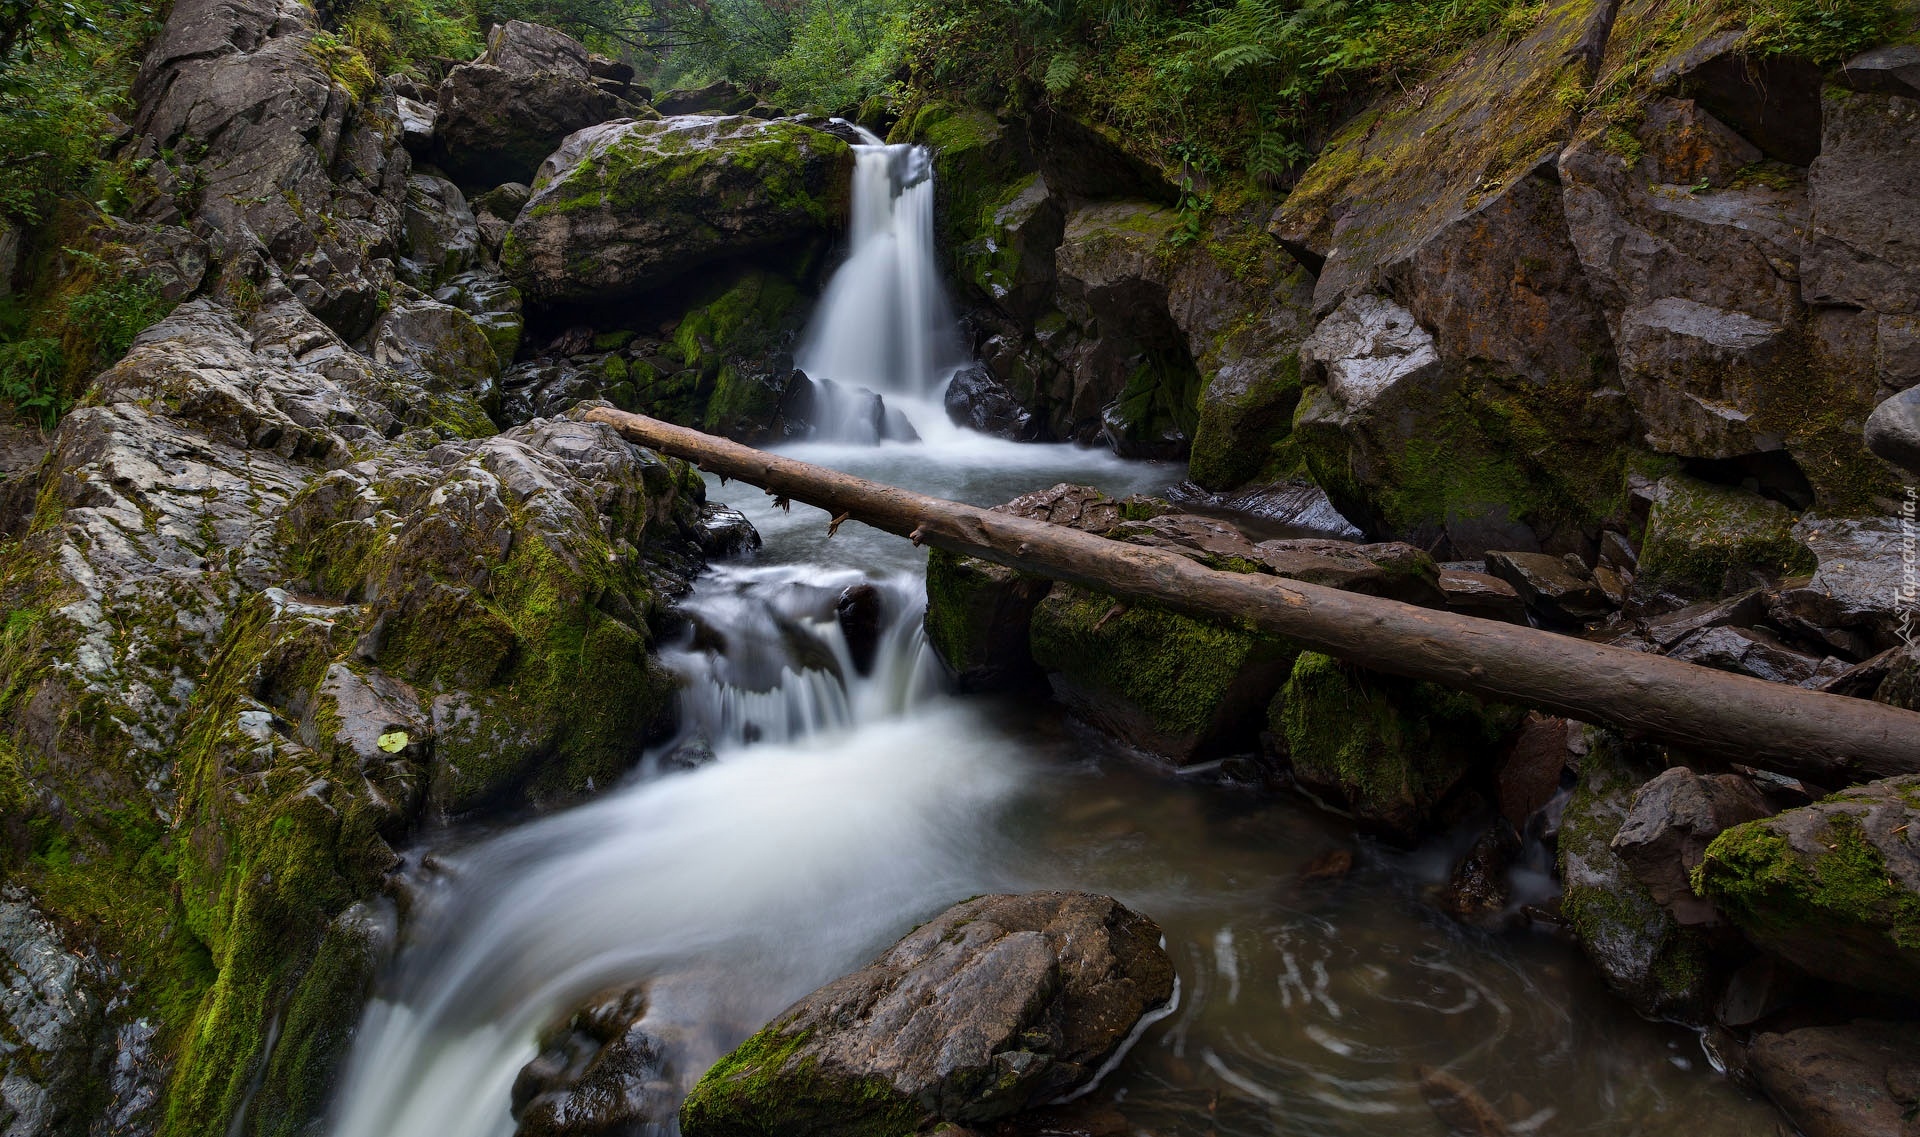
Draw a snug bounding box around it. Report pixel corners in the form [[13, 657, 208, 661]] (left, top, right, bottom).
[[377, 730, 409, 753]]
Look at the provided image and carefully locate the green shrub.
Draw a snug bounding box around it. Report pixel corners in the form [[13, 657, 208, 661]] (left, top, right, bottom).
[[1744, 0, 1909, 62]]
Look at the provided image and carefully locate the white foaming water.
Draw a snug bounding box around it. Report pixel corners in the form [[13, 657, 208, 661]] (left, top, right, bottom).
[[795, 125, 964, 440]]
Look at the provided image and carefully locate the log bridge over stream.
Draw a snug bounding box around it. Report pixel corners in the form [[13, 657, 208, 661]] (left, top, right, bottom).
[[583, 406, 1920, 785]]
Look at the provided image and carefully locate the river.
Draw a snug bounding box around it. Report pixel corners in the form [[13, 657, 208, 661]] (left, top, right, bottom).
[[325, 127, 1781, 1137]]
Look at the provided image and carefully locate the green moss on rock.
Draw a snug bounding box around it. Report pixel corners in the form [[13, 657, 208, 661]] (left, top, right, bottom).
[[680, 1022, 925, 1137], [1274, 652, 1517, 838], [1029, 584, 1296, 761], [1636, 473, 1815, 598], [1695, 775, 1920, 999], [923, 548, 1050, 691]]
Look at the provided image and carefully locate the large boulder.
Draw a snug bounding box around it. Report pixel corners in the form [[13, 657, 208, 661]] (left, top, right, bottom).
[[1769, 516, 1917, 658], [432, 22, 628, 187], [1632, 472, 1813, 601], [923, 547, 1051, 692], [1695, 775, 1920, 999], [678, 892, 1174, 1137], [504, 116, 852, 305]]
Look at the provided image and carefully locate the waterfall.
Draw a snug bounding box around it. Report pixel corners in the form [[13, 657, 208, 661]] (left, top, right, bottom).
[[793, 125, 963, 441]]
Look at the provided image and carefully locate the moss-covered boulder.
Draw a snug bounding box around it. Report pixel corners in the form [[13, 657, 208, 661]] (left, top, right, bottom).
[[923, 548, 1051, 692], [504, 116, 852, 305], [1030, 584, 1296, 762], [431, 23, 629, 188], [1557, 728, 1715, 1020], [1633, 473, 1814, 600], [679, 892, 1173, 1137], [1272, 653, 1517, 840], [1695, 775, 1920, 1000]]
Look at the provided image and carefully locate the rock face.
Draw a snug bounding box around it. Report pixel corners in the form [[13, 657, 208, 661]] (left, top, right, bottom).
[[512, 984, 677, 1137], [504, 116, 852, 305], [1695, 775, 1920, 999], [432, 21, 628, 187], [678, 892, 1174, 1137], [1748, 1020, 1920, 1137]]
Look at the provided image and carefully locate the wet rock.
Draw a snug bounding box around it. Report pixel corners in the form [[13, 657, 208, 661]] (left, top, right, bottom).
[[1272, 652, 1515, 841], [1162, 480, 1363, 541], [1437, 569, 1528, 625], [1696, 775, 1920, 999], [476, 181, 534, 223], [678, 892, 1174, 1136], [369, 296, 503, 404], [957, 173, 1063, 323], [504, 116, 851, 305], [991, 483, 1123, 534], [1485, 550, 1611, 626], [695, 502, 760, 560], [1716, 956, 1798, 1029], [1634, 474, 1812, 601], [513, 983, 677, 1137], [1822, 643, 1920, 712], [1769, 516, 1915, 658], [1864, 386, 1920, 473], [1611, 767, 1773, 926], [1640, 589, 1770, 650], [1803, 87, 1920, 319], [1665, 625, 1826, 685], [1110, 513, 1259, 568], [433, 270, 525, 367], [130, 0, 410, 338], [945, 361, 1040, 441], [433, 23, 626, 187], [836, 583, 885, 677], [0, 890, 110, 1137], [1557, 728, 1713, 1020], [924, 548, 1051, 692], [393, 93, 437, 154], [1440, 822, 1520, 924], [1253, 538, 1444, 605], [1031, 583, 1296, 762], [1838, 45, 1920, 100], [1748, 1021, 1920, 1137]]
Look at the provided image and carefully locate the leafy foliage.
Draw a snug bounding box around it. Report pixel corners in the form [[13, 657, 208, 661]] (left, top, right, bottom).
[[1744, 0, 1907, 61]]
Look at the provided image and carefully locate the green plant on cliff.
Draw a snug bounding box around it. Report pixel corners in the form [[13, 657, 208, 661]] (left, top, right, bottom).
[[1744, 0, 1908, 61]]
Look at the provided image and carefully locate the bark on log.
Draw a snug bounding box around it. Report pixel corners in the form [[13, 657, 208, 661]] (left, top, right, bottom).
[[584, 407, 1920, 783]]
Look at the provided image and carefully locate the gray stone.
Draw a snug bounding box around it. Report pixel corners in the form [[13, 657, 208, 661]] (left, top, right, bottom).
[[1438, 568, 1528, 625], [1769, 516, 1915, 658], [402, 173, 482, 286], [1864, 385, 1920, 473], [1665, 625, 1826, 685], [1804, 90, 1920, 316], [480, 20, 591, 79], [1485, 550, 1611, 625], [1611, 767, 1773, 925], [678, 892, 1174, 1136]]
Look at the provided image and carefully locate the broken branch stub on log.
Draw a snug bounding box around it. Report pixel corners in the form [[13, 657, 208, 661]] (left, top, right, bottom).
[[582, 407, 1920, 783]]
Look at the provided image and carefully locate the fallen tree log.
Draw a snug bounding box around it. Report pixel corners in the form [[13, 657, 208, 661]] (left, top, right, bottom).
[[583, 407, 1920, 783]]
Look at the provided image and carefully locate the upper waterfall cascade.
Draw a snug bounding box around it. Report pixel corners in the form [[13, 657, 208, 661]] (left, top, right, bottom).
[[793, 125, 964, 441]]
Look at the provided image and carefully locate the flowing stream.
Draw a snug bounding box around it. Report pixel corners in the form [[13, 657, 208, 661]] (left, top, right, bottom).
[[327, 130, 1782, 1137]]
